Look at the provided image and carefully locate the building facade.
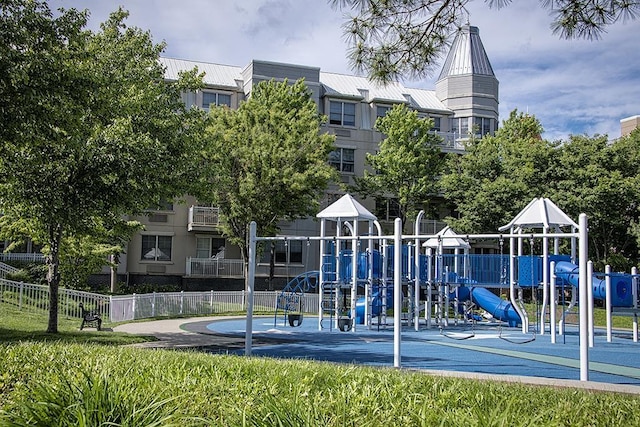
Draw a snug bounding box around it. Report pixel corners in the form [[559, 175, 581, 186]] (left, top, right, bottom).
[[117, 24, 499, 290]]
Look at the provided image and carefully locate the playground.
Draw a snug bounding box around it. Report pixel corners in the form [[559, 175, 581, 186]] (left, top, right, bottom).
[[192, 316, 640, 387], [237, 195, 640, 385]]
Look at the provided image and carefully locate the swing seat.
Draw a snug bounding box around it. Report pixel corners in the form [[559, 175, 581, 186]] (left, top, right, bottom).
[[288, 313, 303, 327], [338, 318, 353, 332]]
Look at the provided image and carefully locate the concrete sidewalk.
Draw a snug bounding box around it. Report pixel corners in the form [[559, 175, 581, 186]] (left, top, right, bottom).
[[113, 316, 247, 350]]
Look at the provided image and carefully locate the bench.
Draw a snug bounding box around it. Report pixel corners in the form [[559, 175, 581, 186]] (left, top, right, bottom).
[[79, 303, 102, 331]]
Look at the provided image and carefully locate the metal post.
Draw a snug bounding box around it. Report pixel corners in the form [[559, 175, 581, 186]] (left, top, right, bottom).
[[318, 219, 326, 331], [578, 213, 589, 381], [394, 218, 402, 368], [550, 261, 556, 344], [633, 267, 639, 343], [587, 261, 594, 348], [541, 227, 548, 335], [605, 265, 612, 342], [414, 210, 424, 331], [351, 220, 358, 332], [245, 221, 257, 356]]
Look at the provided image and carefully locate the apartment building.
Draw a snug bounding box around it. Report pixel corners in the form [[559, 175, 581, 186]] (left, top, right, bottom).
[[117, 24, 499, 291], [621, 115, 640, 137]]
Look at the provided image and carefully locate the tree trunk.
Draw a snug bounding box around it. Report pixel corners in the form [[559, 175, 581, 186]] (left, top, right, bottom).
[[269, 242, 276, 291], [46, 223, 63, 334]]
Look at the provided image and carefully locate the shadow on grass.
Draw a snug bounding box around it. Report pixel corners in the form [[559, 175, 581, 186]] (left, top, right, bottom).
[[0, 303, 156, 346]]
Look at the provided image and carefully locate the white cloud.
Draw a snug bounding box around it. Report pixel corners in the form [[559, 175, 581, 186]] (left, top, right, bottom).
[[48, 0, 640, 141]]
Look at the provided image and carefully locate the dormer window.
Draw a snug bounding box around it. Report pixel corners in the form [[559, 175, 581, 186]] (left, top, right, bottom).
[[376, 105, 391, 119], [203, 92, 231, 111], [329, 101, 356, 126]]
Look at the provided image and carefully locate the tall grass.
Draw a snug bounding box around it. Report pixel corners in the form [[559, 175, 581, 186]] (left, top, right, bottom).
[[1, 342, 640, 426]]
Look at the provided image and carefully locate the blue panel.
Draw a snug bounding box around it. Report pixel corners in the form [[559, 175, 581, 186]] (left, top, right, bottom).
[[518, 255, 542, 286]]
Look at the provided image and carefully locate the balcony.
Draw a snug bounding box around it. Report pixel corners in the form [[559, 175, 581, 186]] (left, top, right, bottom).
[[186, 257, 245, 278], [431, 131, 471, 153], [188, 206, 223, 232]]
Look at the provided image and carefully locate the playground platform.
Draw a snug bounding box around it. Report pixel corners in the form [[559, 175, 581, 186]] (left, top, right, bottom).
[[181, 316, 640, 391]]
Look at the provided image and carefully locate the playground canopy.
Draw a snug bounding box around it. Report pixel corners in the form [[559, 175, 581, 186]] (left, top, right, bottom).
[[316, 193, 377, 221], [498, 197, 578, 231], [422, 226, 471, 249]]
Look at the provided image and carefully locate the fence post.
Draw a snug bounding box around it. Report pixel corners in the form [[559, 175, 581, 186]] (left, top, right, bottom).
[[19, 282, 23, 311], [210, 290, 214, 313], [152, 292, 156, 317], [132, 293, 137, 320], [180, 290, 184, 315]]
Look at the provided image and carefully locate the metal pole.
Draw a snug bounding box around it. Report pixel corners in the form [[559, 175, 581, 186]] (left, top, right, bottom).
[[245, 221, 257, 356], [318, 219, 325, 330], [351, 220, 358, 332], [394, 218, 402, 368], [633, 267, 639, 343], [587, 260, 594, 348], [541, 227, 548, 335], [415, 210, 424, 331], [605, 265, 612, 342], [578, 213, 589, 381], [550, 261, 556, 344]]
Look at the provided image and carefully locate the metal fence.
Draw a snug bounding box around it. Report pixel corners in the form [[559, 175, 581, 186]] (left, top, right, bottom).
[[0, 278, 320, 323]]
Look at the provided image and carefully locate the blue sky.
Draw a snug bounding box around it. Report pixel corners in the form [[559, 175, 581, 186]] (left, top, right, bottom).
[[49, 0, 640, 141]]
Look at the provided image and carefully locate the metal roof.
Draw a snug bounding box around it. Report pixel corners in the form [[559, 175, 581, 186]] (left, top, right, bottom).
[[160, 57, 242, 89], [320, 72, 448, 112], [160, 58, 449, 113], [437, 24, 495, 80]]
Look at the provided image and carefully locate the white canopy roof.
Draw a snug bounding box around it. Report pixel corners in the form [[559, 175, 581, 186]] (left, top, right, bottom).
[[498, 197, 578, 231], [316, 193, 377, 221], [422, 226, 471, 249]]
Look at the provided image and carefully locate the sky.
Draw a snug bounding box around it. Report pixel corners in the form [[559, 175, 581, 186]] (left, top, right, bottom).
[[47, 0, 640, 141]]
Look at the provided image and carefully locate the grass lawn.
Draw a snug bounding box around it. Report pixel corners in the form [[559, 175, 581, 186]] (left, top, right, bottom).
[[1, 304, 640, 426]]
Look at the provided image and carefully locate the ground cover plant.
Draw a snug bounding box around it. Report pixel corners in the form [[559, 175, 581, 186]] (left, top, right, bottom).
[[1, 342, 640, 426], [1, 304, 640, 426]]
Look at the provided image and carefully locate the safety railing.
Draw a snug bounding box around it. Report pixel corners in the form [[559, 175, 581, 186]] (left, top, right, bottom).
[[0, 278, 319, 323]]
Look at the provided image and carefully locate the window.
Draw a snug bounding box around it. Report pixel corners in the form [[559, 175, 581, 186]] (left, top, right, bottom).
[[329, 101, 356, 126], [196, 237, 225, 258], [376, 105, 391, 119], [202, 92, 231, 110], [329, 148, 354, 173], [141, 235, 172, 261], [148, 200, 173, 211], [430, 117, 441, 132], [460, 117, 469, 136], [260, 240, 303, 264], [473, 117, 492, 136], [375, 198, 401, 221]]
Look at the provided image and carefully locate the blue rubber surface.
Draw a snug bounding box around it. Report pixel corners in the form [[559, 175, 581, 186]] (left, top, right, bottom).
[[198, 317, 640, 385]]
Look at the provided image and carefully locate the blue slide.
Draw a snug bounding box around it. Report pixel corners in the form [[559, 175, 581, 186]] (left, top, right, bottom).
[[456, 286, 521, 327], [554, 261, 633, 307]]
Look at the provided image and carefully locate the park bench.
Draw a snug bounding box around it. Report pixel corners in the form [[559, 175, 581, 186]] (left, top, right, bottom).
[[79, 303, 102, 331]]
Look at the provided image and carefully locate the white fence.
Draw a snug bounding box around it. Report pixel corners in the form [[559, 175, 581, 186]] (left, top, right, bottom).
[[0, 278, 319, 323]]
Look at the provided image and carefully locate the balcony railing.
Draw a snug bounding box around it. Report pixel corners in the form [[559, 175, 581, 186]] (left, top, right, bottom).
[[187, 206, 223, 232], [431, 131, 471, 152], [419, 219, 448, 235], [186, 257, 245, 278], [0, 253, 45, 263]]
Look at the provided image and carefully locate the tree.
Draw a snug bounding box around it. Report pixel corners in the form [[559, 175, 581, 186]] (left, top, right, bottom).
[[551, 133, 640, 270], [353, 103, 444, 229], [199, 79, 337, 279], [441, 110, 557, 233], [329, 0, 640, 83], [0, 2, 206, 333]]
